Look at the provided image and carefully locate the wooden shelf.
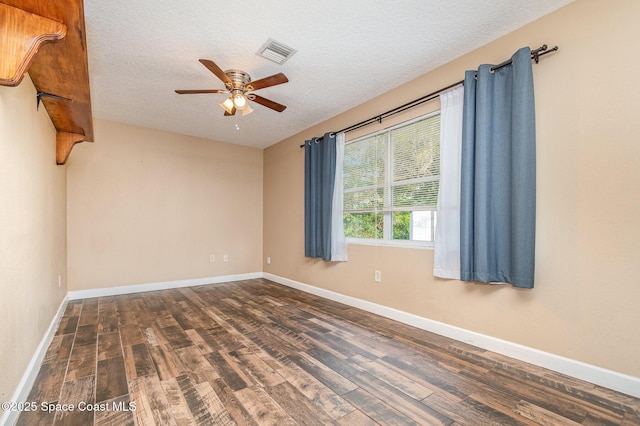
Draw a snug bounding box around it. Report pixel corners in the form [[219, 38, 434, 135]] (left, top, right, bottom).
[[0, 0, 94, 164]]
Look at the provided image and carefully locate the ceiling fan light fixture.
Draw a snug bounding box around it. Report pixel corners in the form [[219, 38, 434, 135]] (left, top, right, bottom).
[[242, 105, 254, 116], [232, 92, 248, 109], [220, 97, 235, 114], [178, 58, 288, 116]]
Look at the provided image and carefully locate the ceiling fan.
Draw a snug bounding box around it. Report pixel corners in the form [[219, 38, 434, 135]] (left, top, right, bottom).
[[175, 59, 288, 116]]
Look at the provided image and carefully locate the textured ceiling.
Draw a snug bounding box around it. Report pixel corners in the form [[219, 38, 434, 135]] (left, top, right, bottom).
[[84, 0, 573, 149]]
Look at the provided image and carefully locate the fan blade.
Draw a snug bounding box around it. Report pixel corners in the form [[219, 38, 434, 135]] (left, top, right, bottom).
[[224, 107, 237, 116], [199, 59, 231, 85], [175, 89, 226, 94], [250, 94, 286, 112], [247, 73, 288, 91]]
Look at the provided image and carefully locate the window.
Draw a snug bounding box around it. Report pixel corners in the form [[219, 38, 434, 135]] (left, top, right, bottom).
[[343, 112, 440, 245]]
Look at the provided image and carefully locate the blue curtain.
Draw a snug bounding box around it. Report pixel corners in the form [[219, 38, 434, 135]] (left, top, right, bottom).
[[460, 47, 536, 288], [304, 132, 336, 261]]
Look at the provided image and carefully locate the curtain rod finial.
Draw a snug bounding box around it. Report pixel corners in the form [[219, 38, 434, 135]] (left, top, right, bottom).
[[531, 44, 558, 63]]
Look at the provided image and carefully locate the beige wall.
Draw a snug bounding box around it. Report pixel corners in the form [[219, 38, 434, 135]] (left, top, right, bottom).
[[264, 0, 640, 378], [0, 77, 68, 402], [67, 119, 263, 290]]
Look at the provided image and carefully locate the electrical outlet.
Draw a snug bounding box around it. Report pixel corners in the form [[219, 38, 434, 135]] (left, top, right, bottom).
[[374, 270, 382, 282], [58, 275, 62, 288], [223, 255, 229, 262], [266, 256, 271, 265], [209, 255, 215, 263]]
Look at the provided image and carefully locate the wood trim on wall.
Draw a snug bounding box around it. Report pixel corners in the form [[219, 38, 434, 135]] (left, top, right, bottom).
[[0, 0, 94, 165], [0, 3, 66, 86]]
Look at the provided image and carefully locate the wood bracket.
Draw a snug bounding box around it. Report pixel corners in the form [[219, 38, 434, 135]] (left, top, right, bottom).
[[56, 131, 85, 165], [0, 3, 67, 86]]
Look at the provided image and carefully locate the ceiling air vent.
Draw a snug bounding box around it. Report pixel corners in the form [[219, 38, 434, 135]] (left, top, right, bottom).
[[257, 39, 297, 65]]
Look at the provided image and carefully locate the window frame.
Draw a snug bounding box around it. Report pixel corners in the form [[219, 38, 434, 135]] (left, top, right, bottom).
[[343, 110, 440, 249]]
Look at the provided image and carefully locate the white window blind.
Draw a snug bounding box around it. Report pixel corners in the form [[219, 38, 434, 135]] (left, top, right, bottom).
[[343, 112, 440, 243], [391, 115, 440, 211], [344, 134, 384, 212]]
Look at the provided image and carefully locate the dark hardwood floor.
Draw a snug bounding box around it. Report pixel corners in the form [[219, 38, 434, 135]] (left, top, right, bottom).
[[16, 278, 640, 425]]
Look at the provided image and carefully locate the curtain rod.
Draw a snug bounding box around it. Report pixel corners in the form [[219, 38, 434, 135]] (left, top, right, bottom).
[[300, 44, 557, 148]]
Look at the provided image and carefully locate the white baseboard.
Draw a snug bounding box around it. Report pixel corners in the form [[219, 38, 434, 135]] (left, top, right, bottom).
[[0, 295, 69, 426], [67, 272, 263, 300], [263, 272, 640, 399]]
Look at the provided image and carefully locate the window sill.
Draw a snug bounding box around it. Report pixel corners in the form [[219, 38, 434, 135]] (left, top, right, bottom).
[[346, 238, 434, 250]]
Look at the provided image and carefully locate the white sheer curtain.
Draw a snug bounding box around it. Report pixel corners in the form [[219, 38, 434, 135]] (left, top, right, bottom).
[[434, 86, 464, 279], [331, 132, 348, 261]]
